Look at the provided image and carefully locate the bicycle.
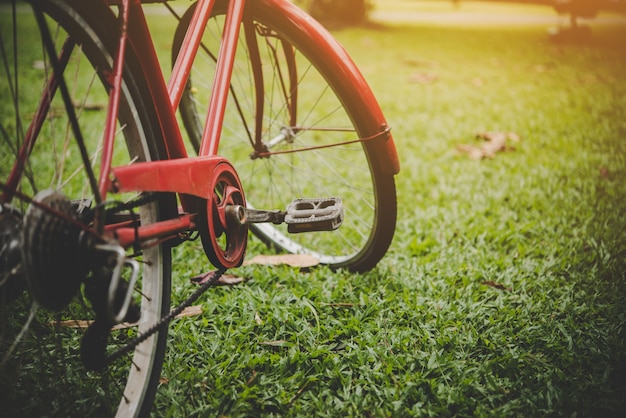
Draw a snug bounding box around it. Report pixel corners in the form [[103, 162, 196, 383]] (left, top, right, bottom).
[[0, 0, 399, 415]]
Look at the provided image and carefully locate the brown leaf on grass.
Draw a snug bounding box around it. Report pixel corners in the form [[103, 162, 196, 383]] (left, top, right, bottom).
[[599, 167, 610, 179], [243, 254, 319, 268], [456, 144, 486, 160], [191, 271, 245, 286], [176, 305, 203, 318], [215, 274, 245, 286], [49, 319, 94, 329], [457, 131, 521, 159], [481, 281, 512, 291], [49, 305, 204, 329], [259, 340, 289, 347]]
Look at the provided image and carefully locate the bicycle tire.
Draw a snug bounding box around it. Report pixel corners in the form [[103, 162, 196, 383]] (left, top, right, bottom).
[[0, 1, 171, 416], [173, 0, 398, 273]]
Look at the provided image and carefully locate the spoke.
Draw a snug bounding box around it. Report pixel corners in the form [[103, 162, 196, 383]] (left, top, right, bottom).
[[33, 5, 102, 205], [56, 44, 93, 190], [0, 2, 24, 151], [0, 301, 39, 369]]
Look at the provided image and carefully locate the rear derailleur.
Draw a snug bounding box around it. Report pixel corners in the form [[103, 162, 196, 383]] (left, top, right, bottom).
[[0, 189, 142, 371]]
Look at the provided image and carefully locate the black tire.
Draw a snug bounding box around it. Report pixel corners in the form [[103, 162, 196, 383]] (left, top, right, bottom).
[[0, 1, 171, 416], [173, 0, 397, 272]]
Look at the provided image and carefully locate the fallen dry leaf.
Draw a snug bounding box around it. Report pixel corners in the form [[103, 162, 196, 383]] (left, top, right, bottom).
[[49, 305, 204, 329], [215, 274, 245, 286], [456, 144, 486, 160], [191, 271, 245, 286], [48, 320, 136, 331], [457, 131, 521, 159], [176, 305, 203, 318], [255, 312, 263, 325], [49, 319, 93, 329], [481, 281, 512, 291], [259, 340, 289, 347], [243, 254, 319, 268], [599, 167, 610, 179]]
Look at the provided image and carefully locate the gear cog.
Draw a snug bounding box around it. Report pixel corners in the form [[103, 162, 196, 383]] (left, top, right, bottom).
[[22, 189, 90, 311]]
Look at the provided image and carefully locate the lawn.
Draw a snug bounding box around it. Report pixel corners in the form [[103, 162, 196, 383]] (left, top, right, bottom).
[[152, 2, 626, 417], [3, 0, 626, 416]]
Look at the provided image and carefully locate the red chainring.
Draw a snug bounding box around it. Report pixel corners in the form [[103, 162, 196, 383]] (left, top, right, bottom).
[[200, 160, 248, 269]]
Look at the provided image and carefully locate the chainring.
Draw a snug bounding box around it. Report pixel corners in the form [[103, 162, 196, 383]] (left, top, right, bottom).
[[200, 161, 248, 269]]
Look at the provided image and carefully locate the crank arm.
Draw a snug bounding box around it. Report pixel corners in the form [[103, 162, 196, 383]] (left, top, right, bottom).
[[226, 205, 285, 225], [226, 197, 344, 233]]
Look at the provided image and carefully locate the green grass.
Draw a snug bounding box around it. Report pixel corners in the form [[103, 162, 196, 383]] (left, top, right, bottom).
[[3, 1, 626, 416], [156, 4, 626, 417]]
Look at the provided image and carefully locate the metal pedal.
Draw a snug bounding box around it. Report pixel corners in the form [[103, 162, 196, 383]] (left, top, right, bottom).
[[284, 197, 343, 233]]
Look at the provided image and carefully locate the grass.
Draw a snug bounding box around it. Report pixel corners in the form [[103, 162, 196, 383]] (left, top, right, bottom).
[[3, 1, 626, 416], [156, 2, 626, 417]]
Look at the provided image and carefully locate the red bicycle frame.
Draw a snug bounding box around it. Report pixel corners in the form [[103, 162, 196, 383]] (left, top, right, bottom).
[[3, 0, 399, 251]]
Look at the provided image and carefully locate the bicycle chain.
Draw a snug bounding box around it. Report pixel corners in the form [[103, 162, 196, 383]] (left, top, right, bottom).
[[102, 193, 159, 217], [106, 268, 226, 365], [102, 192, 224, 366]]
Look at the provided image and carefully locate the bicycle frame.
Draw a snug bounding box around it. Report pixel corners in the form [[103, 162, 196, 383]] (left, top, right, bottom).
[[107, 0, 242, 188], [3, 0, 400, 251], [0, 0, 400, 411]]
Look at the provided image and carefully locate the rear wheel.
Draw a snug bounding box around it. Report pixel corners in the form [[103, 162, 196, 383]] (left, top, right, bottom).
[[0, 1, 170, 416], [173, 0, 397, 272]]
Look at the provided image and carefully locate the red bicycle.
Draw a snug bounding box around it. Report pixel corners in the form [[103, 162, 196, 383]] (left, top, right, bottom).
[[0, 0, 399, 415]]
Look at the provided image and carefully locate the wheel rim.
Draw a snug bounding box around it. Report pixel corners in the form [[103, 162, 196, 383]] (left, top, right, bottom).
[[175, 2, 389, 270], [0, 2, 168, 415]]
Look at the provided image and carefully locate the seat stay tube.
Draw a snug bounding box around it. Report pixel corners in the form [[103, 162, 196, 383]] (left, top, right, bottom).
[[168, 0, 217, 110], [98, 0, 131, 203], [199, 0, 246, 156], [106, 0, 247, 229]]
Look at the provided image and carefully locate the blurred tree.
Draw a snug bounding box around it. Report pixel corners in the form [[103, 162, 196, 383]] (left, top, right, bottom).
[[303, 0, 373, 27], [553, 0, 598, 27]]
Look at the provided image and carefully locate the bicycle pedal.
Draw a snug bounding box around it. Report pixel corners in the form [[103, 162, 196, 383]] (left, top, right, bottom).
[[284, 197, 343, 233]]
